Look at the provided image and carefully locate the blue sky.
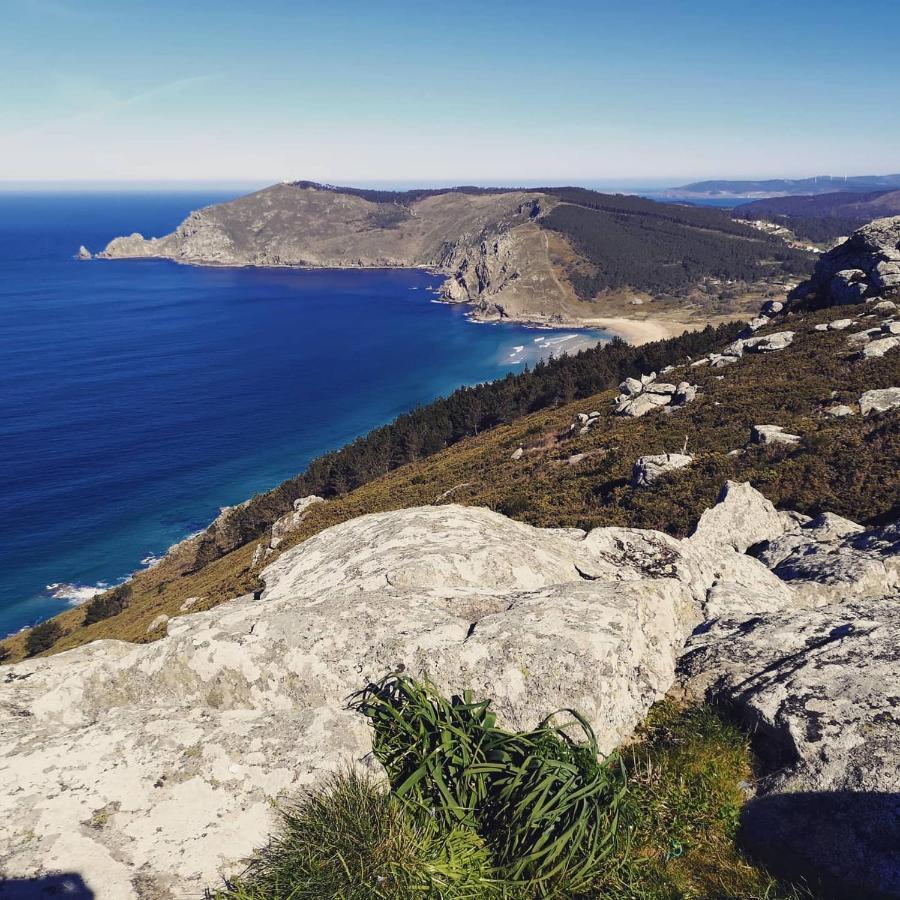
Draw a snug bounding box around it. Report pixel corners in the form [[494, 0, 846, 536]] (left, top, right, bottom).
[[2, 0, 899, 185]]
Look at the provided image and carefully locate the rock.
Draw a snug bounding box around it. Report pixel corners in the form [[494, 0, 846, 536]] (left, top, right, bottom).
[[883, 320, 900, 335], [644, 382, 677, 395], [859, 387, 900, 415], [76, 245, 92, 260], [689, 480, 790, 554], [576, 412, 590, 423], [755, 512, 865, 569], [789, 216, 900, 307], [745, 315, 770, 333], [756, 517, 898, 606], [269, 496, 325, 550], [5, 503, 757, 897], [619, 377, 642, 397], [510, 447, 524, 460], [858, 335, 900, 359], [778, 509, 812, 530], [673, 381, 697, 405], [567, 453, 587, 466], [846, 326, 883, 345], [640, 372, 657, 386], [830, 268, 869, 303], [631, 453, 693, 488], [178, 596, 201, 612], [743, 331, 795, 353], [689, 357, 710, 368], [751, 424, 801, 446], [579, 425, 590, 435], [709, 352, 740, 367], [619, 392, 670, 417], [678, 599, 900, 899], [146, 614, 169, 634], [250, 543, 267, 568], [760, 299, 784, 316], [814, 323, 829, 331], [829, 317, 854, 330], [824, 404, 855, 417], [873, 299, 898, 312]]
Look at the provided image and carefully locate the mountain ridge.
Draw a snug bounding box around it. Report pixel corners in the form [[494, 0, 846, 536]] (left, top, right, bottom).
[[664, 173, 900, 199]]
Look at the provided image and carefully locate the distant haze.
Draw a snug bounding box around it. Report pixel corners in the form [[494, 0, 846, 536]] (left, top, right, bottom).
[[2, 0, 899, 182]]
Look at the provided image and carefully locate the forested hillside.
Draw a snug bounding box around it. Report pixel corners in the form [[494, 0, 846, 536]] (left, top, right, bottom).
[[543, 196, 809, 298], [734, 189, 900, 243]]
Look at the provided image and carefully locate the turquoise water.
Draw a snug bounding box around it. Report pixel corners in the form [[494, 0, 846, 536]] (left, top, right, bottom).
[[0, 192, 606, 636]]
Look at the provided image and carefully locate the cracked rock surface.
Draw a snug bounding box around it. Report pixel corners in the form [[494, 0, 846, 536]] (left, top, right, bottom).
[[2, 492, 898, 898], [2, 502, 767, 898]]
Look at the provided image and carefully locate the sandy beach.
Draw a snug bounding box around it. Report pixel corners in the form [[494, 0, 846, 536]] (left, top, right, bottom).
[[578, 317, 696, 345]]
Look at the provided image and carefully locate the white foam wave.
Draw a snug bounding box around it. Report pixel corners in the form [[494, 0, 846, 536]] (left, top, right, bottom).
[[46, 582, 108, 606]]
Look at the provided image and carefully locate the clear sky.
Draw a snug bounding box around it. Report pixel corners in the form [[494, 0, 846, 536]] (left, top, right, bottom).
[[2, 0, 899, 186]]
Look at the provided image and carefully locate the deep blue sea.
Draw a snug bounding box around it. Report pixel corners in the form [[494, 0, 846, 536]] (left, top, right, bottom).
[[0, 192, 606, 637]]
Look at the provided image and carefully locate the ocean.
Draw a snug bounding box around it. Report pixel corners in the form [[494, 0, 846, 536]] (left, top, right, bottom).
[[0, 191, 606, 637]]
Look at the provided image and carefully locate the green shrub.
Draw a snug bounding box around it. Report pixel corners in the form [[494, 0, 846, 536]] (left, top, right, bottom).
[[351, 674, 628, 894], [212, 767, 498, 900], [26, 620, 64, 657], [83, 584, 132, 626]]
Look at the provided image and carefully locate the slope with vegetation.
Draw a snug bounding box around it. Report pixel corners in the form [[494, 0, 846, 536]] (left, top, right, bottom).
[[3, 296, 897, 663], [734, 189, 900, 244]]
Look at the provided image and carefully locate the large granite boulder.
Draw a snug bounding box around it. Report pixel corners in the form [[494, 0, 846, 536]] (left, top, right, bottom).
[[679, 597, 900, 898], [790, 216, 900, 307], [689, 480, 790, 554]]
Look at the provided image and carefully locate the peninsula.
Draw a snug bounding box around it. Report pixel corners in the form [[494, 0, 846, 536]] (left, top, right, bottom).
[[96, 182, 815, 340]]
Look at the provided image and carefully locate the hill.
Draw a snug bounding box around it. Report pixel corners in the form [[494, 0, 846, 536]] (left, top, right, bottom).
[[734, 189, 900, 243], [664, 173, 900, 199], [93, 181, 813, 332]]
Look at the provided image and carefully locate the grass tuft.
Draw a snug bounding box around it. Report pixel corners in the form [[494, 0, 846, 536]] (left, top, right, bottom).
[[212, 766, 498, 900], [351, 674, 628, 894], [213, 691, 813, 899]]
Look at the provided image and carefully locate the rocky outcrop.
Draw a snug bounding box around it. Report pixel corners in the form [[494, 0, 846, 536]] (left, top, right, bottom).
[[0, 493, 800, 898], [631, 453, 693, 487], [76, 245, 92, 260], [859, 386, 900, 415], [790, 216, 900, 307], [679, 502, 900, 897], [3, 489, 898, 898], [613, 374, 697, 417], [755, 515, 899, 606], [679, 599, 900, 898]]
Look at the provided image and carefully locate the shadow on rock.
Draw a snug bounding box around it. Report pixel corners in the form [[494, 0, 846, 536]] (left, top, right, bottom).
[[740, 791, 900, 899], [0, 874, 93, 899]]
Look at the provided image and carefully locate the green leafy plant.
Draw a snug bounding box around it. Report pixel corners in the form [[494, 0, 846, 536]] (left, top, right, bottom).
[[350, 673, 628, 894]]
